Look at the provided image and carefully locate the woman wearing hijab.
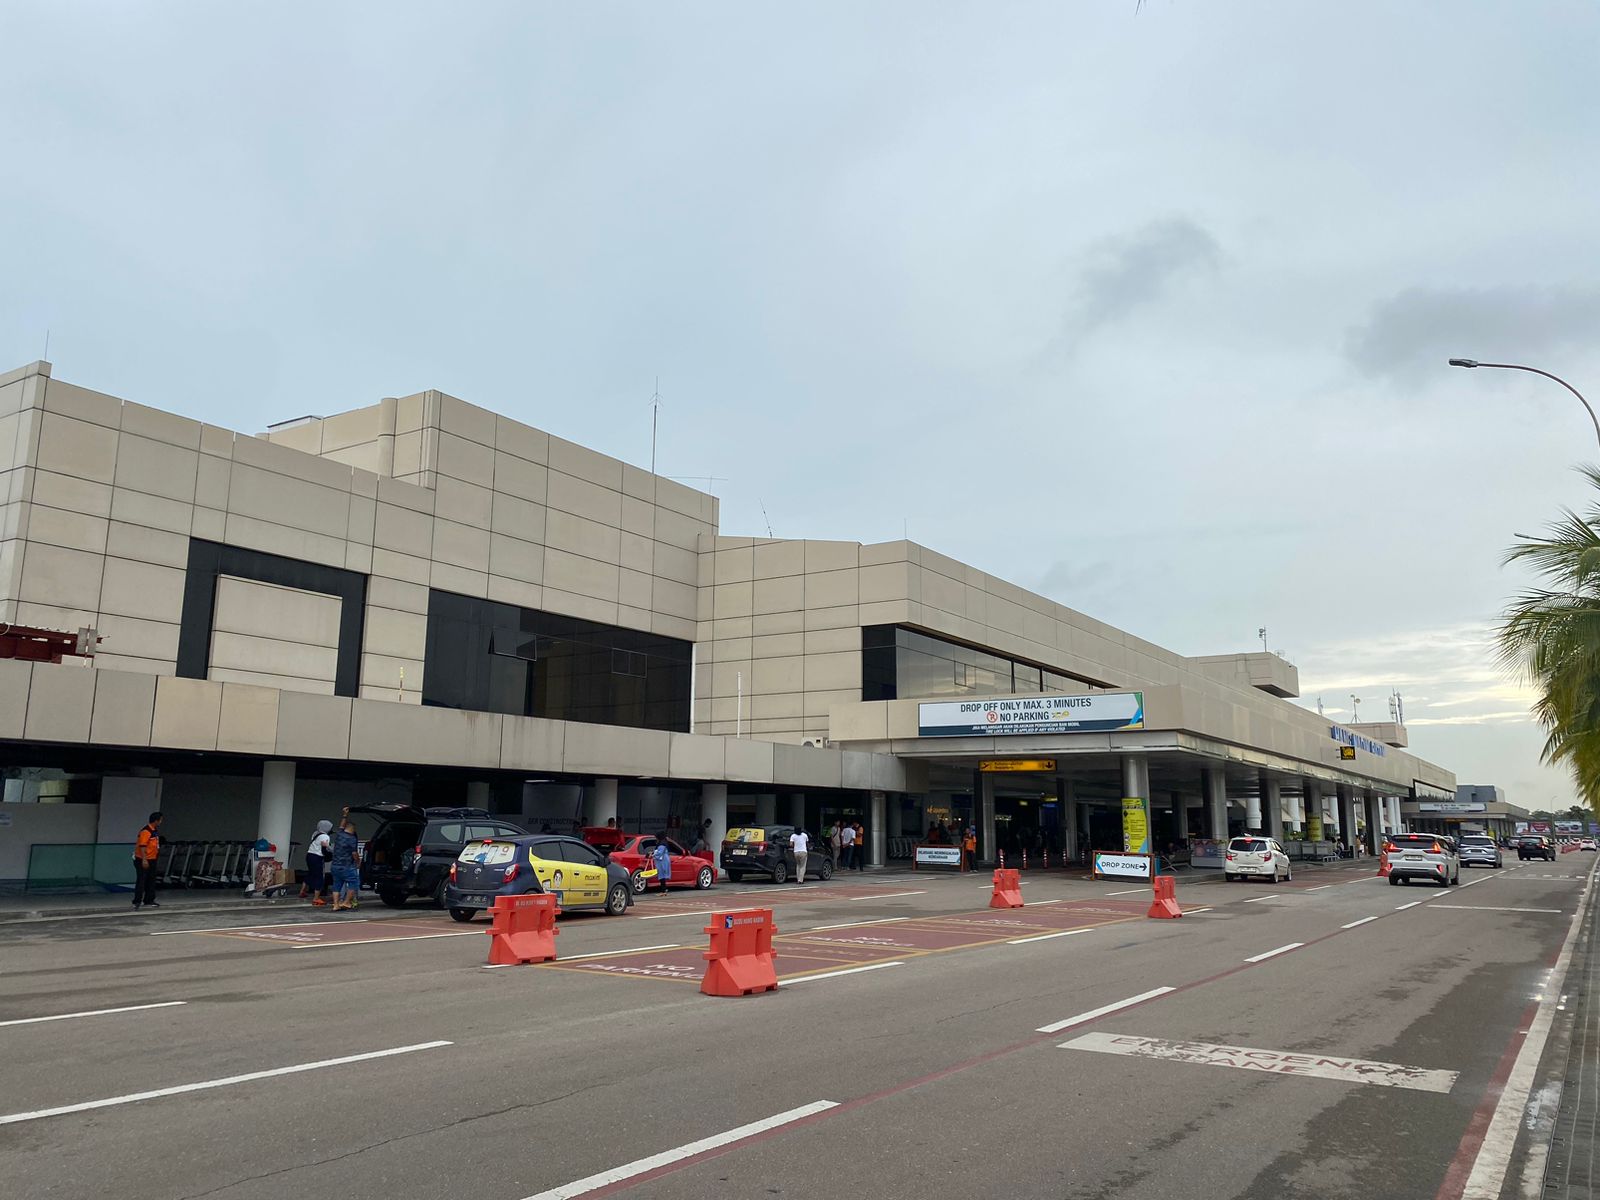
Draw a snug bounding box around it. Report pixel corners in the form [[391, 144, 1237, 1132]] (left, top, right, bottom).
[[650, 838, 672, 894], [302, 819, 333, 906]]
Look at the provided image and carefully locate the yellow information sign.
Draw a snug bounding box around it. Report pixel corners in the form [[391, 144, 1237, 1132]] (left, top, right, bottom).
[[1122, 797, 1151, 854], [979, 759, 1057, 773], [1307, 814, 1324, 841]]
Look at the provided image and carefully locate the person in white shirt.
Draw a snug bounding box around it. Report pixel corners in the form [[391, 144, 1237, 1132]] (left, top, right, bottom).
[[837, 821, 856, 870], [790, 827, 810, 884]]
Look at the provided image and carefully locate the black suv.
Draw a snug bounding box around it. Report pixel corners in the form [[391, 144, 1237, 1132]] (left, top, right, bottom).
[[1517, 835, 1556, 862], [720, 824, 834, 884], [352, 804, 527, 908]]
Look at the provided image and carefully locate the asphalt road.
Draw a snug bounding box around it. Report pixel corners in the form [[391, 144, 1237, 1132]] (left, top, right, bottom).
[[1, 853, 1593, 1200]]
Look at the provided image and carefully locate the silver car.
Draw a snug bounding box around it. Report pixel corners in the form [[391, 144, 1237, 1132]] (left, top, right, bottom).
[[1387, 832, 1461, 887], [1457, 834, 1502, 869]]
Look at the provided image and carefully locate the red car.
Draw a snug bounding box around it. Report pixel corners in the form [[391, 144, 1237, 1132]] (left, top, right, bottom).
[[581, 828, 717, 894]]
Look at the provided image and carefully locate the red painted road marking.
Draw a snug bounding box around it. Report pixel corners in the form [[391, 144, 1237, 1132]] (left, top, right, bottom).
[[180, 917, 469, 948]]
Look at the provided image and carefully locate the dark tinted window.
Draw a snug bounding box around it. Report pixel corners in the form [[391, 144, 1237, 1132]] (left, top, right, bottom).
[[423, 589, 691, 732], [530, 840, 567, 861], [860, 624, 1104, 702], [557, 840, 605, 867], [1390, 834, 1443, 848], [371, 820, 424, 852], [1230, 839, 1270, 852]]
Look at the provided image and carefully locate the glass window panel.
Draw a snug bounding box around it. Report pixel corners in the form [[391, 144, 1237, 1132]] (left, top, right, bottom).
[[1014, 664, 1042, 692]]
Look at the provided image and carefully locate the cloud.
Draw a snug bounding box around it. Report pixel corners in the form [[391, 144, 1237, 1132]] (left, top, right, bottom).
[[1345, 284, 1600, 383], [1057, 218, 1221, 345]]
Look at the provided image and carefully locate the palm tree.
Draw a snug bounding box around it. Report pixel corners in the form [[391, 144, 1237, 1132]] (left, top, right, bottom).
[[1499, 465, 1600, 809]]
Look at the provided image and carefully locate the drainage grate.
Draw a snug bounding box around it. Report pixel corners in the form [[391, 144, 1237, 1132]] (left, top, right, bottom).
[[1544, 903, 1600, 1198]]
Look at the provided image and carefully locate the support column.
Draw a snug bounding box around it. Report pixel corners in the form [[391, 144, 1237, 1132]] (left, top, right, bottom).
[[700, 783, 728, 853], [1059, 779, 1078, 860], [1204, 768, 1228, 839], [466, 781, 491, 811], [257, 761, 295, 891], [1363, 793, 1380, 850], [979, 772, 997, 864], [1388, 796, 1403, 833], [1262, 774, 1284, 843], [590, 778, 619, 827], [1245, 788, 1263, 834], [869, 790, 885, 867], [1337, 785, 1356, 847], [1303, 780, 1323, 841], [789, 793, 806, 828], [887, 795, 903, 839], [755, 794, 777, 826], [1174, 792, 1190, 841]]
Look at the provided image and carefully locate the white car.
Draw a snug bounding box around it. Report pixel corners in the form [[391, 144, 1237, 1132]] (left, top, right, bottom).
[[1581, 838, 1597, 852], [1224, 836, 1292, 884]]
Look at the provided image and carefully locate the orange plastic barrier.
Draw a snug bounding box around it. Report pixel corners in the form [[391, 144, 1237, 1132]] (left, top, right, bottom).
[[486, 893, 560, 965], [701, 908, 779, 997], [989, 868, 1024, 909], [1376, 847, 1391, 878], [1147, 874, 1183, 919]]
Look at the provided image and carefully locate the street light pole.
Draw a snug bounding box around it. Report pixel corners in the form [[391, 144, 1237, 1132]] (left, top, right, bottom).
[[1448, 359, 1600, 452]]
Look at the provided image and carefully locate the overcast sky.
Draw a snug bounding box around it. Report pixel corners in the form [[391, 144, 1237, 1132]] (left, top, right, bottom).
[[4, 2, 1598, 810]]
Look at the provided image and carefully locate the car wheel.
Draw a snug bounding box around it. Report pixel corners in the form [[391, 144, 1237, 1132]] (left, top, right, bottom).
[[605, 882, 630, 915], [818, 858, 834, 881], [1224, 872, 1237, 883], [696, 866, 714, 890], [1270, 867, 1280, 884], [1389, 875, 1400, 885], [772, 860, 789, 885], [377, 888, 407, 909], [631, 871, 648, 895], [433, 876, 452, 909], [726, 870, 744, 883], [448, 908, 476, 923], [1285, 868, 1293, 882]]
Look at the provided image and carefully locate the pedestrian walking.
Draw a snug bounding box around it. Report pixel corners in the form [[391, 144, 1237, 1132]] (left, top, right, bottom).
[[131, 811, 163, 909], [651, 838, 673, 894], [838, 821, 856, 870], [962, 826, 977, 873], [302, 819, 333, 906], [826, 821, 840, 859], [330, 818, 362, 911], [852, 820, 866, 870], [790, 826, 810, 884]]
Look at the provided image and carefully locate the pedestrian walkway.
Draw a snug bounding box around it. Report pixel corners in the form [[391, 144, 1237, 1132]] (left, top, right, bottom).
[[0, 888, 310, 924]]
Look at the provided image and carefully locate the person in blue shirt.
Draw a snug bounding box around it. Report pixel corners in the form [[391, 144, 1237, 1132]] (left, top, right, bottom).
[[330, 819, 362, 911], [650, 839, 672, 894]]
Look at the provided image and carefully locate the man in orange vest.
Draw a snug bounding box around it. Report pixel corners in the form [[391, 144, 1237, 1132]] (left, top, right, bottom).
[[132, 811, 163, 910], [962, 827, 977, 873]]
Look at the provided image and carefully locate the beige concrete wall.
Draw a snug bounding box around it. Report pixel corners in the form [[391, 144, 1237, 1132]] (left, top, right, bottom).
[[2, 365, 717, 704], [208, 576, 340, 694]]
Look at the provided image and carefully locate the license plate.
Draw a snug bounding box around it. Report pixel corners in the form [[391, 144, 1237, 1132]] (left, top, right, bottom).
[[731, 848, 748, 856], [1404, 853, 1424, 860], [460, 894, 491, 906]]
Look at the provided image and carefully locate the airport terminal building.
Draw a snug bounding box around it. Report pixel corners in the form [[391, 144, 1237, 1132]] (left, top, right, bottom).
[[0, 360, 1456, 889]]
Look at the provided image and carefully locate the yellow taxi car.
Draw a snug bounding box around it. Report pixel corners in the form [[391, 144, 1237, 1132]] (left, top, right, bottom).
[[443, 834, 635, 921]]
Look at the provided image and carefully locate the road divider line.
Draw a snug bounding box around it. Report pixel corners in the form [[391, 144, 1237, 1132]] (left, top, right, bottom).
[[1341, 916, 1379, 930], [778, 963, 903, 986], [1305, 885, 1333, 891], [291, 931, 480, 949], [637, 909, 737, 921], [151, 919, 372, 935], [807, 917, 911, 932], [520, 1100, 838, 1199], [1036, 987, 1176, 1034], [1244, 943, 1303, 963], [1429, 905, 1564, 914], [1008, 929, 1092, 945], [0, 1001, 187, 1028], [1396, 901, 1423, 910], [1104, 889, 1146, 897], [1031, 899, 1064, 906], [850, 891, 926, 901], [0, 1040, 453, 1125], [1242, 897, 1273, 904], [561, 944, 683, 961]]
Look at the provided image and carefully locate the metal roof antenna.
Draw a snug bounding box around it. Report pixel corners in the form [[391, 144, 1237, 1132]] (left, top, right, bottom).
[[649, 377, 662, 476], [759, 499, 774, 539]]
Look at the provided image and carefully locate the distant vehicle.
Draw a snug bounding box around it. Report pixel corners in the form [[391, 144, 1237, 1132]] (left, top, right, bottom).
[[444, 835, 633, 921], [353, 804, 527, 908], [1457, 834, 1503, 869], [1581, 838, 1598, 852], [1223, 837, 1292, 884], [721, 825, 834, 884], [1517, 835, 1556, 862], [579, 829, 717, 893], [1386, 833, 1461, 887]]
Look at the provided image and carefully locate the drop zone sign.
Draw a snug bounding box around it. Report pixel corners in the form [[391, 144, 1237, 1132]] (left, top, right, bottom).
[[917, 692, 1145, 737]]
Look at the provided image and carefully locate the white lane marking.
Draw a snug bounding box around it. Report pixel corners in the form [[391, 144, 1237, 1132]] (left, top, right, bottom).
[[1244, 943, 1303, 963], [0, 1001, 187, 1028], [1305, 885, 1333, 892], [637, 909, 737, 921], [0, 1041, 452, 1125], [1341, 916, 1380, 930], [1104, 889, 1146, 897], [520, 1101, 838, 1199], [851, 891, 926, 901], [292, 930, 480, 949], [1396, 901, 1423, 910], [1008, 929, 1092, 945], [1031, 899, 1064, 906], [1429, 905, 1565, 914], [806, 917, 911, 932], [1035, 987, 1176, 1034], [1242, 897, 1274, 904], [151, 919, 372, 935], [1061, 1032, 1457, 1093], [778, 963, 903, 986], [1461, 862, 1597, 1198], [561, 944, 682, 962]]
